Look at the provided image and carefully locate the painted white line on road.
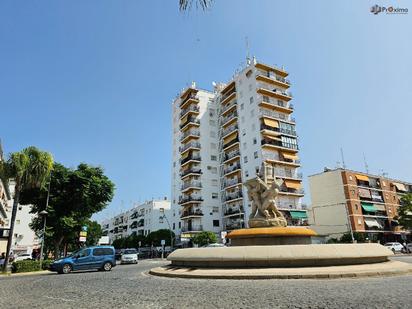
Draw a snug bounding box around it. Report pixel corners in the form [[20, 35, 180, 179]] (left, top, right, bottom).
[[44, 295, 75, 302]]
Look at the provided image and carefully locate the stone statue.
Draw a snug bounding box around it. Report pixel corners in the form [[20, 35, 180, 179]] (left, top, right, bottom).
[[244, 175, 287, 228]]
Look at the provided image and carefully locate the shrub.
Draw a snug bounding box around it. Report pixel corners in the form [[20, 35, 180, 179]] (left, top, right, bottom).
[[41, 259, 53, 270], [12, 260, 41, 273], [192, 231, 218, 247]]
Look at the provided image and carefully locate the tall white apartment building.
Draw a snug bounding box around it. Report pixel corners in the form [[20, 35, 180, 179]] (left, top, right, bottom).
[[101, 199, 174, 243], [171, 58, 307, 239]]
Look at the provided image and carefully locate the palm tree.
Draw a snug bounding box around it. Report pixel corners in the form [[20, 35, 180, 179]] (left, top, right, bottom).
[[179, 0, 213, 11], [0, 146, 53, 272]]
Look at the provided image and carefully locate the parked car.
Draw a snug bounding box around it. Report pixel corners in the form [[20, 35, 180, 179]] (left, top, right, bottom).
[[402, 243, 412, 253], [14, 253, 32, 262], [121, 248, 138, 264], [49, 246, 116, 274], [115, 249, 123, 261], [383, 242, 404, 253]]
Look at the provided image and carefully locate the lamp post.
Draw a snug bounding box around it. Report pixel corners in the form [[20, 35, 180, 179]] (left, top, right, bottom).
[[159, 212, 173, 255], [39, 210, 48, 269]]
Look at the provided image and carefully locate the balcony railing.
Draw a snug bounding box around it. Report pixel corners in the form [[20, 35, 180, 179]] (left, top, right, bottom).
[[181, 225, 203, 232], [223, 177, 242, 188], [180, 154, 201, 165], [180, 94, 198, 107], [223, 138, 239, 150], [260, 109, 295, 123], [261, 138, 298, 150], [225, 191, 243, 201], [181, 210, 204, 218], [180, 129, 200, 141], [221, 100, 237, 115], [180, 117, 200, 129], [224, 206, 244, 216], [179, 141, 201, 153], [258, 83, 293, 98], [224, 150, 241, 162], [225, 221, 244, 230], [269, 170, 302, 179], [262, 152, 301, 165], [221, 112, 238, 125], [180, 105, 200, 117], [260, 124, 297, 136], [220, 88, 236, 103], [257, 70, 291, 85], [223, 163, 241, 175], [181, 181, 202, 190], [222, 124, 238, 137], [259, 95, 293, 110], [280, 187, 305, 195], [178, 195, 203, 204], [180, 168, 202, 178]]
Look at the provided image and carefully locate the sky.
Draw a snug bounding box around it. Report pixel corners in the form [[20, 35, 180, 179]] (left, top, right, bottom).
[[1, 1, 411, 221]]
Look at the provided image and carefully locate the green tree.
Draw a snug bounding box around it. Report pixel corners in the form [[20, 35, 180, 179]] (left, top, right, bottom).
[[112, 238, 126, 249], [179, 0, 212, 11], [192, 231, 217, 247], [146, 229, 175, 246], [0, 146, 53, 271], [20, 163, 115, 258], [339, 232, 366, 243], [396, 193, 412, 230], [85, 220, 103, 246]]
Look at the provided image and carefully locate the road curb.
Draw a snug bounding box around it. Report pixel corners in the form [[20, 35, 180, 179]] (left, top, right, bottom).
[[0, 270, 51, 278]]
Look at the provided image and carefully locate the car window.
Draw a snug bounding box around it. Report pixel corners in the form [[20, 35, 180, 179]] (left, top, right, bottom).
[[93, 248, 114, 256], [124, 249, 137, 254], [78, 249, 91, 258]]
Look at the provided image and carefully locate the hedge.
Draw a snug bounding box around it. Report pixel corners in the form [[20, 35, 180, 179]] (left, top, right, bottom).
[[12, 259, 54, 273]]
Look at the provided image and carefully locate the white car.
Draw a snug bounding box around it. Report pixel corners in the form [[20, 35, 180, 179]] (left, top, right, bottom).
[[384, 242, 404, 253], [14, 253, 32, 262], [402, 243, 412, 253], [120, 248, 138, 264]]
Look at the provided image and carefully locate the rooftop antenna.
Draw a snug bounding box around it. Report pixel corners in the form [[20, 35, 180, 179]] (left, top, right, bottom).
[[363, 152, 369, 174], [245, 36, 251, 64], [340, 148, 346, 169]]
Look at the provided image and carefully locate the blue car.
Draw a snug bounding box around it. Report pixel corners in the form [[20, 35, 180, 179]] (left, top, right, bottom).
[[50, 246, 116, 274]]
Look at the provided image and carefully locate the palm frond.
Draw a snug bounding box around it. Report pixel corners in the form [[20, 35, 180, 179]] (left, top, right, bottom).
[[179, 0, 212, 11]]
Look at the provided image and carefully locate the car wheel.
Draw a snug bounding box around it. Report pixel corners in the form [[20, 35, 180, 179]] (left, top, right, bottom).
[[392, 248, 396, 253], [62, 264, 72, 274], [103, 262, 112, 271]]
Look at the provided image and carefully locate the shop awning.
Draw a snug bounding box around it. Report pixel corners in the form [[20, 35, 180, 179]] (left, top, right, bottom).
[[223, 133, 238, 145], [374, 204, 386, 212], [282, 152, 298, 160], [263, 118, 279, 128], [358, 188, 372, 199], [355, 174, 369, 182], [392, 182, 407, 192], [284, 180, 301, 189], [289, 210, 307, 219], [361, 202, 377, 212], [364, 218, 382, 229]]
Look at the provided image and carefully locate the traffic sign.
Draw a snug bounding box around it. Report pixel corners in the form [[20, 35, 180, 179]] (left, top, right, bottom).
[[161, 239, 165, 246], [79, 236, 87, 242], [80, 231, 87, 237]]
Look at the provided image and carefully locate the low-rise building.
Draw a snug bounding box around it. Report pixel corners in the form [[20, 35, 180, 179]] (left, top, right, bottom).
[[101, 199, 174, 244], [308, 168, 412, 242]]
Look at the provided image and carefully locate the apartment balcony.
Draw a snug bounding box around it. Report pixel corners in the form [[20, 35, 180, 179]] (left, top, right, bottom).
[[180, 117, 200, 130], [181, 209, 204, 219], [181, 225, 203, 232], [180, 93, 199, 109], [257, 83, 293, 102], [225, 220, 244, 230], [180, 130, 200, 142], [178, 195, 203, 205], [225, 191, 243, 202], [181, 181, 202, 191], [256, 72, 291, 89], [130, 221, 138, 229], [223, 163, 241, 175], [222, 124, 239, 138], [180, 105, 200, 118], [259, 96, 294, 114], [180, 167, 202, 178], [221, 112, 238, 127], [268, 170, 303, 180], [261, 138, 298, 152], [260, 124, 297, 137], [224, 205, 244, 217], [255, 62, 288, 78], [223, 137, 239, 151], [279, 187, 305, 196], [221, 100, 237, 116], [260, 109, 295, 124], [262, 152, 301, 167], [220, 82, 236, 105], [180, 154, 201, 165], [222, 177, 242, 189], [179, 141, 201, 153]]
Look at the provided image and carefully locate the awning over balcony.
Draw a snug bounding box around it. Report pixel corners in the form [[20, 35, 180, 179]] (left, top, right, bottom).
[[355, 174, 369, 182], [181, 151, 189, 160], [392, 182, 407, 191], [263, 118, 279, 128], [374, 204, 386, 211], [282, 152, 298, 160], [181, 115, 188, 123], [284, 180, 301, 189], [264, 135, 282, 141], [223, 133, 238, 145], [289, 210, 307, 219], [364, 218, 382, 229], [361, 202, 377, 213], [358, 188, 371, 198]]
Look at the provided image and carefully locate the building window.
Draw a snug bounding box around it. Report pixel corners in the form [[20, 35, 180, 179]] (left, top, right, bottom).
[[211, 155, 217, 161], [240, 103, 244, 110], [213, 220, 220, 227], [245, 170, 249, 177], [212, 193, 218, 199], [246, 70, 252, 78], [357, 218, 362, 225], [173, 223, 175, 230], [179, 222, 181, 228], [355, 204, 358, 210], [253, 138, 257, 145], [255, 167, 259, 174], [16, 220, 20, 224], [244, 156, 248, 163], [254, 151, 258, 159], [249, 96, 254, 104], [211, 179, 218, 186], [213, 207, 219, 213], [209, 109, 215, 117], [242, 129, 246, 136]]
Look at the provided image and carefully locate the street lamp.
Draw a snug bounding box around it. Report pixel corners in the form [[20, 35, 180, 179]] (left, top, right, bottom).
[[159, 212, 173, 256], [39, 210, 48, 269]]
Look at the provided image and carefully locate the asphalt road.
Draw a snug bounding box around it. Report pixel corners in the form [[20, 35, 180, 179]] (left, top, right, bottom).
[[0, 258, 411, 309]]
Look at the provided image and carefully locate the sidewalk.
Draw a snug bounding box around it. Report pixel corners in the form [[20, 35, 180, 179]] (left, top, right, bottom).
[[0, 270, 51, 278]]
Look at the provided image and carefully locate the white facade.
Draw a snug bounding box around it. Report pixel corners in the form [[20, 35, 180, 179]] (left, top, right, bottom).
[[101, 199, 174, 243], [171, 58, 306, 239]]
